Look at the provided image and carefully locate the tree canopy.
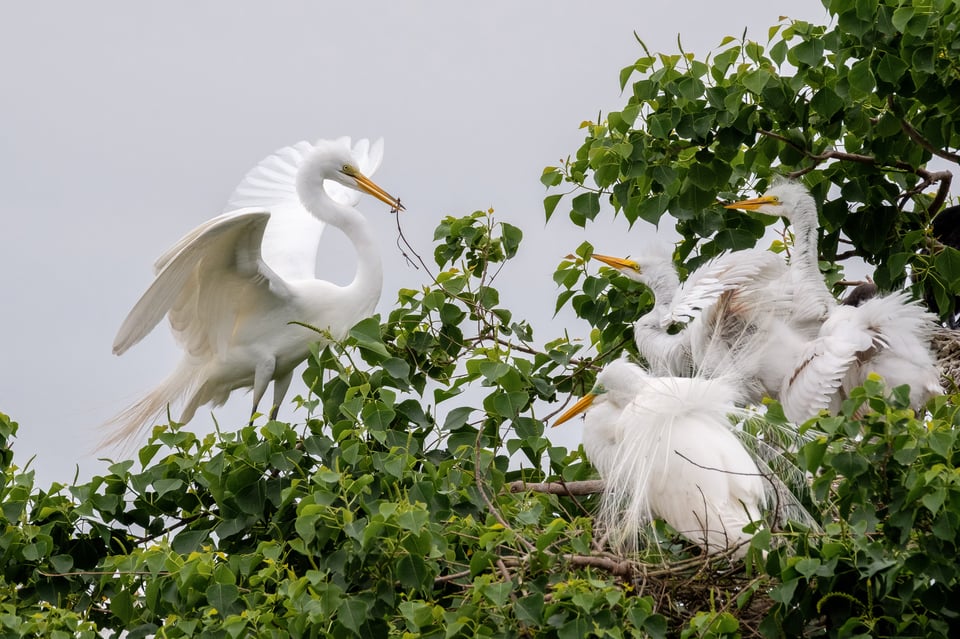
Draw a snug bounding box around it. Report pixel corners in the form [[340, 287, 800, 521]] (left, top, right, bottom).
[[3, 0, 960, 636]]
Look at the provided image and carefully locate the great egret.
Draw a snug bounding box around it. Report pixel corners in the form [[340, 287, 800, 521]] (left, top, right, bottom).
[[724, 180, 835, 330], [554, 359, 767, 557], [778, 290, 942, 422], [106, 137, 402, 447], [590, 250, 789, 398], [726, 181, 942, 420]]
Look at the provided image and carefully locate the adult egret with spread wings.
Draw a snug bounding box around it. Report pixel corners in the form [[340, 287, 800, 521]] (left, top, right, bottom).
[[726, 180, 941, 421], [106, 137, 402, 447], [554, 359, 768, 557]]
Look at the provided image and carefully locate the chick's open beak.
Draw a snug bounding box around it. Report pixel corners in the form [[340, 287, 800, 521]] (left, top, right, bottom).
[[552, 393, 597, 427]]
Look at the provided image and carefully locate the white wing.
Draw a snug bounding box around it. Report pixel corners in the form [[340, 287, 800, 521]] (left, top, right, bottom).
[[780, 304, 884, 422], [665, 249, 787, 328], [219, 137, 384, 281], [113, 209, 290, 357]]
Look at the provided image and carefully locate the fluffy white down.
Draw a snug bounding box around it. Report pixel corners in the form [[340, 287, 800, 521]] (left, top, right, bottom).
[[582, 360, 766, 556]]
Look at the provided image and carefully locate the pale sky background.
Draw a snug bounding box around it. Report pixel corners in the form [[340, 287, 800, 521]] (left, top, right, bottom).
[[2, 2, 832, 488]]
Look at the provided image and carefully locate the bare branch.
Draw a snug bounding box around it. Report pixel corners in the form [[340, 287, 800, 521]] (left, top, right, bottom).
[[562, 553, 636, 577], [506, 479, 605, 495], [891, 96, 960, 165]]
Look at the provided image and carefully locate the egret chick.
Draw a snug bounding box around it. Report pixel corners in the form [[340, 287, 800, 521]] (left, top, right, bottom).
[[555, 359, 767, 557]]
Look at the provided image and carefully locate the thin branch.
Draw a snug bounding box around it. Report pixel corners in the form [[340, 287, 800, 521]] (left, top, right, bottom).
[[891, 96, 960, 165], [834, 249, 859, 261], [505, 479, 605, 495], [434, 569, 472, 584], [562, 553, 636, 577]]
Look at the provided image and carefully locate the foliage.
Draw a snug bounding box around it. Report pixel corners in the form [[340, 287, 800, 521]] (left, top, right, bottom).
[[543, 0, 960, 316], [763, 380, 960, 638], [3, 0, 960, 636]]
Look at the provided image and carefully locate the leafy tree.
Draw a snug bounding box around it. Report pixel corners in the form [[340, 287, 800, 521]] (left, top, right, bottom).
[[2, 0, 960, 636]]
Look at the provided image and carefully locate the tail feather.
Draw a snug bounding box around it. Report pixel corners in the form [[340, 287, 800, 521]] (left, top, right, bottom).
[[100, 360, 201, 451]]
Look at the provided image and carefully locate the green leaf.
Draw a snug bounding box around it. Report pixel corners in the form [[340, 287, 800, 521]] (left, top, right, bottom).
[[792, 38, 825, 66], [876, 53, 908, 84], [810, 87, 845, 119], [540, 167, 562, 187], [338, 598, 369, 634], [544, 194, 563, 221], [206, 583, 241, 616], [934, 247, 960, 290], [397, 554, 432, 593], [571, 192, 601, 222], [350, 317, 389, 357], [847, 59, 876, 97], [502, 222, 523, 258], [742, 68, 772, 94], [891, 5, 914, 31]]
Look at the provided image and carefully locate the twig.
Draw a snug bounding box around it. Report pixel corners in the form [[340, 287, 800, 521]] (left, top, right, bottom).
[[891, 96, 960, 165], [562, 553, 636, 577], [505, 479, 605, 495], [434, 569, 472, 584]]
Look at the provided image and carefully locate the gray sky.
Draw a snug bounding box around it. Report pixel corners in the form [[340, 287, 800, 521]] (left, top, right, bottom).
[[2, 2, 831, 488]]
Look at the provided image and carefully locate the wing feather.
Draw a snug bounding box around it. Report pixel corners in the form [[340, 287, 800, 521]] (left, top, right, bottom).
[[666, 250, 786, 328], [113, 209, 288, 356]]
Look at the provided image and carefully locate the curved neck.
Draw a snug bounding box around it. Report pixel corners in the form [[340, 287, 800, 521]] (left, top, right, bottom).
[[302, 186, 383, 303], [789, 197, 821, 277], [643, 263, 681, 306]]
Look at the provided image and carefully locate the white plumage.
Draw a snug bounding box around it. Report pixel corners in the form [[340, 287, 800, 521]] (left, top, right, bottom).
[[555, 359, 767, 557], [590, 249, 789, 399], [781, 291, 942, 421], [726, 180, 942, 421], [106, 137, 401, 447]]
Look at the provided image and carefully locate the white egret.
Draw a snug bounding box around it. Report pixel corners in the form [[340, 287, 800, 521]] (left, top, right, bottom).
[[726, 181, 942, 420], [106, 137, 402, 447], [724, 180, 836, 329], [554, 359, 768, 557], [589, 250, 789, 398], [779, 290, 942, 422]]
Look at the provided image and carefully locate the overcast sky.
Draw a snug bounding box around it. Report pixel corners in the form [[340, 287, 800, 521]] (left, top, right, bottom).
[[2, 2, 832, 488]]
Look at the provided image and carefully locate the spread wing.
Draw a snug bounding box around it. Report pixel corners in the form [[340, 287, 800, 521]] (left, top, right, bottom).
[[113, 209, 290, 358], [779, 305, 881, 422], [216, 137, 383, 281], [665, 249, 787, 328]]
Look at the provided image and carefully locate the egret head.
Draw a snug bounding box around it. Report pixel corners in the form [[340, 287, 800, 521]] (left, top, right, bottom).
[[552, 358, 648, 427], [591, 251, 678, 296], [298, 139, 404, 211], [723, 179, 813, 223]]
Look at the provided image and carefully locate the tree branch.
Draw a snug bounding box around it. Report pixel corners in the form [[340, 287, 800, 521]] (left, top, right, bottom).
[[506, 479, 605, 495], [890, 95, 960, 165]]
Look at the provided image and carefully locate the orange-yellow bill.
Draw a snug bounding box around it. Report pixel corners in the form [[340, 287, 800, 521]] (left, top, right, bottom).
[[552, 393, 597, 427], [724, 195, 777, 211], [591, 254, 639, 271], [354, 172, 405, 211]]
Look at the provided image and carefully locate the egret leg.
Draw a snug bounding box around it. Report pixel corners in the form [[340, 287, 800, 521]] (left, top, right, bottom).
[[269, 370, 294, 421], [250, 358, 277, 424]]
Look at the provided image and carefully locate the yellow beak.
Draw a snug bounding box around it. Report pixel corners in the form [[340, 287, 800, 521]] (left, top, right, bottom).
[[354, 172, 405, 211], [724, 195, 777, 211], [591, 254, 639, 271], [552, 393, 597, 427]]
